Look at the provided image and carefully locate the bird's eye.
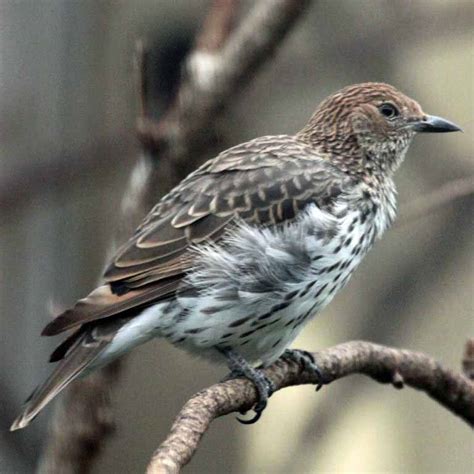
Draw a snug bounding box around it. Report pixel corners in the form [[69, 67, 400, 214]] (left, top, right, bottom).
[[379, 103, 399, 119]]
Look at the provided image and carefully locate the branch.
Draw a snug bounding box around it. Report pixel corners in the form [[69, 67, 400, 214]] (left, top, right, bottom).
[[38, 1, 311, 472], [137, 0, 311, 160], [194, 0, 239, 52], [397, 175, 474, 228], [462, 338, 474, 381], [147, 341, 474, 473]]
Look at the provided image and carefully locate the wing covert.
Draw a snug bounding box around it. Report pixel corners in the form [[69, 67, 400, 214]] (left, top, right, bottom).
[[104, 136, 352, 293]]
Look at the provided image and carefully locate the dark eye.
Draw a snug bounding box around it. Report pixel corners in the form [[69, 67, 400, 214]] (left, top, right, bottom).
[[379, 103, 399, 119]]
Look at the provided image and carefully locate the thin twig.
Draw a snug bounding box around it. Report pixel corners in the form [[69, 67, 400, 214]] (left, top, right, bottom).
[[147, 340, 474, 473], [135, 39, 148, 121], [397, 175, 474, 228], [462, 338, 474, 381], [0, 138, 133, 212]]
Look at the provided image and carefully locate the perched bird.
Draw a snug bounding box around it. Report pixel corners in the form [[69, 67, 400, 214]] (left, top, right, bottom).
[[11, 82, 460, 430]]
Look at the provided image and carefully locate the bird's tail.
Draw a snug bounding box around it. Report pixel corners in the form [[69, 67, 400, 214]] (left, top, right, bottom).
[[10, 328, 109, 431]]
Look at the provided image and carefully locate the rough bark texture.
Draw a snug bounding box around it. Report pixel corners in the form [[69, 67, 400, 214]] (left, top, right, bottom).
[[147, 340, 474, 473]]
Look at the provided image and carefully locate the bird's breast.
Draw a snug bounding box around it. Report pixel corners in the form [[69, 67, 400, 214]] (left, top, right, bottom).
[[154, 202, 381, 365]]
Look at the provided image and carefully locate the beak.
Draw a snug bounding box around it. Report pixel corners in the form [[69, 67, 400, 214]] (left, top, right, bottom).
[[413, 114, 462, 133]]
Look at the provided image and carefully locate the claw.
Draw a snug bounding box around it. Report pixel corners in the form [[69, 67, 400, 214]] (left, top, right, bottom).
[[282, 348, 325, 389], [237, 400, 266, 424], [219, 347, 274, 424]]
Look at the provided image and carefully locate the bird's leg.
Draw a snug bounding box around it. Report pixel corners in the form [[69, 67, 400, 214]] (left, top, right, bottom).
[[218, 347, 274, 424], [282, 348, 324, 390]]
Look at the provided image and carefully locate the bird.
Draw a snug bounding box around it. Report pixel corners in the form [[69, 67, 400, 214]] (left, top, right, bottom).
[[11, 82, 461, 430]]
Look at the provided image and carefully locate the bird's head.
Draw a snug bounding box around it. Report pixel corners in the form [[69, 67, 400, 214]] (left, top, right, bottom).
[[298, 82, 461, 180]]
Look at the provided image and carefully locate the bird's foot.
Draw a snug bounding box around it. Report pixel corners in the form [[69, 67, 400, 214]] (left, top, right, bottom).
[[219, 347, 274, 424], [282, 348, 324, 390]]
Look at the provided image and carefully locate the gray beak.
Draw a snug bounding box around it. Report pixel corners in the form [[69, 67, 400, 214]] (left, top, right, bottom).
[[413, 114, 462, 133]]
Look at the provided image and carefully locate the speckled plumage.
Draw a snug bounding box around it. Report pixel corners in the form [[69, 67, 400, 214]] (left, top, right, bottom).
[[11, 82, 461, 430]]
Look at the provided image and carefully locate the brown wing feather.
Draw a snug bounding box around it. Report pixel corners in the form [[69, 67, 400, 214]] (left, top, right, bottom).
[[42, 277, 181, 335], [48, 327, 84, 362], [44, 136, 351, 336]]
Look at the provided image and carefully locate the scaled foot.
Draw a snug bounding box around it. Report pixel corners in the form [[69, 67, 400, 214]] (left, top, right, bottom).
[[219, 347, 274, 424], [282, 348, 324, 389]]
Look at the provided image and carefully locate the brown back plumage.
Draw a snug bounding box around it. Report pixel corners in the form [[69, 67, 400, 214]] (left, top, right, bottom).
[[11, 136, 350, 431], [42, 83, 426, 338], [42, 136, 351, 337]]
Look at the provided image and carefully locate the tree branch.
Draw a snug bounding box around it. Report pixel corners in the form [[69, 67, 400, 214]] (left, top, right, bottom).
[[397, 175, 474, 228], [137, 0, 311, 161], [147, 341, 474, 474], [194, 0, 239, 52], [462, 338, 474, 381]]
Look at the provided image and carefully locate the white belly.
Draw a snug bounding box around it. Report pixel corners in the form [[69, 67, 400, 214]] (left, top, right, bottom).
[[95, 203, 381, 369], [161, 204, 375, 365]]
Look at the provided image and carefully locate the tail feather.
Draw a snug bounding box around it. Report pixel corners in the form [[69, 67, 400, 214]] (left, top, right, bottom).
[[10, 332, 108, 431], [48, 327, 84, 363]]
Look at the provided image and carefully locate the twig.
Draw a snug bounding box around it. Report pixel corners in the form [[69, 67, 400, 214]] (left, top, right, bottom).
[[147, 340, 474, 474], [462, 338, 474, 381], [396, 175, 474, 228], [135, 39, 148, 122], [38, 0, 311, 472], [0, 138, 132, 212]]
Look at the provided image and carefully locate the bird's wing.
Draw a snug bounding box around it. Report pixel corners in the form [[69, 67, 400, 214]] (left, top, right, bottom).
[[12, 137, 351, 430], [43, 136, 351, 336]]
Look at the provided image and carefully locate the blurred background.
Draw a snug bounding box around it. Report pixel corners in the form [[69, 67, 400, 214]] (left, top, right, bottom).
[[1, 0, 472, 472]]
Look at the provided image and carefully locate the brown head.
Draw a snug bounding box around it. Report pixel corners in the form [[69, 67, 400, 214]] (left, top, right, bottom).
[[297, 82, 461, 179]]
